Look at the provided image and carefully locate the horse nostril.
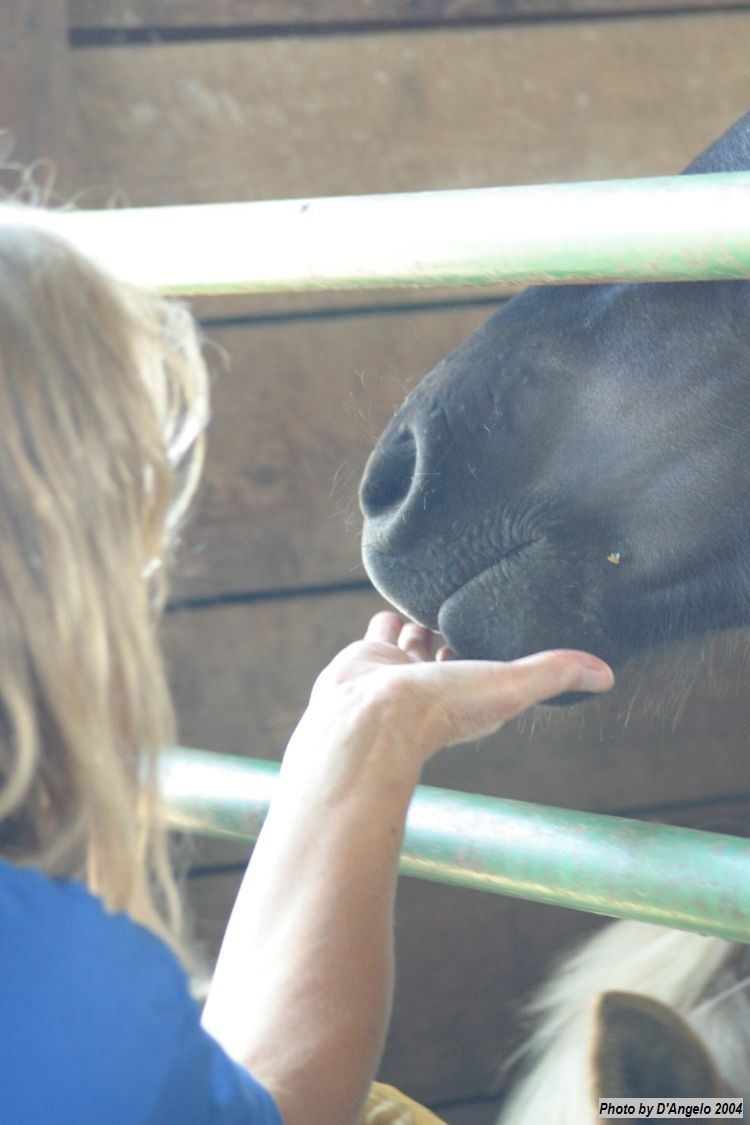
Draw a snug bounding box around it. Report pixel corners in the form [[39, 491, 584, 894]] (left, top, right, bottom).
[[360, 426, 418, 519]]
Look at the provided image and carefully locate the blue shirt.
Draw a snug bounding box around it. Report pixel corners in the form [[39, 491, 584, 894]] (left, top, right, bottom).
[[0, 859, 283, 1124]]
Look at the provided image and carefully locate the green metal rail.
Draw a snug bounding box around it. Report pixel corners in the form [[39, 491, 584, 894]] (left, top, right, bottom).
[[4, 172, 750, 293], [161, 748, 750, 943]]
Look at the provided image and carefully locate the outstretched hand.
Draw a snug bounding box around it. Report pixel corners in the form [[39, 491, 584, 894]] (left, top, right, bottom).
[[304, 611, 614, 767]]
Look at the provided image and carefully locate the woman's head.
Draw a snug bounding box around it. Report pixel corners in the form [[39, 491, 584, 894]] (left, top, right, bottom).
[[0, 213, 209, 958]]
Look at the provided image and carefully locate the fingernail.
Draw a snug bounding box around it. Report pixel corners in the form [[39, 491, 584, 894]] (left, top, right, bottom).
[[578, 661, 615, 693]]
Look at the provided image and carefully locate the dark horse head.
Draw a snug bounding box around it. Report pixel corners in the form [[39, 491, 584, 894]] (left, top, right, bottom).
[[361, 111, 750, 686]]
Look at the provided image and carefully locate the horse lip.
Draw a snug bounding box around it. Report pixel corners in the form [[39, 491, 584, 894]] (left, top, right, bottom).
[[437, 540, 539, 618], [436, 561, 502, 631], [365, 538, 543, 636]]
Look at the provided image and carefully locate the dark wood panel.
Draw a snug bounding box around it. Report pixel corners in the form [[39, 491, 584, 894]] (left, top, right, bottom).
[[67, 16, 750, 208], [169, 305, 492, 600], [166, 590, 750, 1102], [0, 0, 73, 181], [68, 0, 750, 34]]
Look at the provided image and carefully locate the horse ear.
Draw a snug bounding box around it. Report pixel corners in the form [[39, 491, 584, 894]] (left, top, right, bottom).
[[591, 990, 721, 1099]]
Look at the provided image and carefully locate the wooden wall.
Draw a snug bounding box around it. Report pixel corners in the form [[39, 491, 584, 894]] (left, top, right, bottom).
[[7, 2, 750, 1117]]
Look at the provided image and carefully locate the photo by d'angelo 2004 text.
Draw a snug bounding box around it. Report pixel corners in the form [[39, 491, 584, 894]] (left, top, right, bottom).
[[598, 1099, 743, 1119]]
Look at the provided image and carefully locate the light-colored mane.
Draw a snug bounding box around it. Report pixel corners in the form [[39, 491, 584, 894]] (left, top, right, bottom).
[[498, 919, 750, 1123]]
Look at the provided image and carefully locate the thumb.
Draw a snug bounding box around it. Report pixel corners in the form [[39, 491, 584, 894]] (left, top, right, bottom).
[[422, 649, 614, 749], [501, 648, 615, 702]]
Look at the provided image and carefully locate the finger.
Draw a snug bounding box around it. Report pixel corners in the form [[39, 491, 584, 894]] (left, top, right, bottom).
[[364, 611, 404, 645], [421, 649, 614, 749], [487, 650, 614, 722], [436, 644, 458, 662], [509, 650, 615, 699], [398, 623, 435, 661]]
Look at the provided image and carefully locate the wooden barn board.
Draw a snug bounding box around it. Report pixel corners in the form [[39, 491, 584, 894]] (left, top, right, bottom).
[[68, 0, 750, 35], [169, 591, 750, 1101], [0, 0, 73, 183], [67, 14, 750, 210], [169, 305, 492, 600]]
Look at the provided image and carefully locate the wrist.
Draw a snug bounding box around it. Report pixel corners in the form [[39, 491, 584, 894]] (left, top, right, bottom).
[[284, 682, 427, 798]]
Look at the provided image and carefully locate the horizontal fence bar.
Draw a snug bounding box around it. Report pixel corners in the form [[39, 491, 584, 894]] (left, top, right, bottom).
[[161, 748, 750, 943], [3, 173, 750, 293]]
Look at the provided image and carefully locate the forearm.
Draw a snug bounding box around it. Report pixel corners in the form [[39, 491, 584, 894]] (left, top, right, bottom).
[[201, 711, 419, 1125]]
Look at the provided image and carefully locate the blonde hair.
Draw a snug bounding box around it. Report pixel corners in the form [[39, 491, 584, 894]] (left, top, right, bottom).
[[0, 212, 209, 962]]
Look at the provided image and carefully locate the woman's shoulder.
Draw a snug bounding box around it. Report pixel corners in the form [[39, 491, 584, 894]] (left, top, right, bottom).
[[0, 855, 182, 990], [0, 855, 189, 1057], [0, 854, 167, 933]]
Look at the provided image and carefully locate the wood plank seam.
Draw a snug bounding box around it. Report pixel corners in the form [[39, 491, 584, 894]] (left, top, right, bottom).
[[67, 1, 750, 39]]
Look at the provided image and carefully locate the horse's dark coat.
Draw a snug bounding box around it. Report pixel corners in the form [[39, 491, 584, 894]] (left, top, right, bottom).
[[360, 111, 750, 680]]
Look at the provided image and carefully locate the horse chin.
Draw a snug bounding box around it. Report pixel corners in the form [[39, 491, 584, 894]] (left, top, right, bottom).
[[434, 562, 625, 706]]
